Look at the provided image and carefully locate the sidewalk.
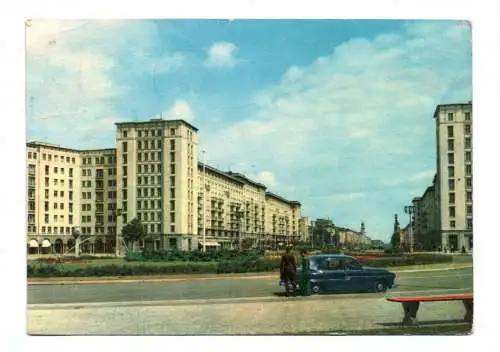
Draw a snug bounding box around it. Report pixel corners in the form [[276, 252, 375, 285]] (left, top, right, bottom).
[[27, 263, 472, 286], [28, 294, 467, 335]]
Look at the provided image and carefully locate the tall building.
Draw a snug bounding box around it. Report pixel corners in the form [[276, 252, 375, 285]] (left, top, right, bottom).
[[434, 102, 473, 252], [27, 118, 302, 254], [411, 175, 440, 250], [115, 119, 199, 252]]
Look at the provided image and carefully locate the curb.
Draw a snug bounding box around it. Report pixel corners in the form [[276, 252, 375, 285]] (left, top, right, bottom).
[[27, 264, 472, 286]]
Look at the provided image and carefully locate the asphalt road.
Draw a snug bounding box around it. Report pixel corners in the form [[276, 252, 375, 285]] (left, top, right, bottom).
[[27, 267, 472, 305]]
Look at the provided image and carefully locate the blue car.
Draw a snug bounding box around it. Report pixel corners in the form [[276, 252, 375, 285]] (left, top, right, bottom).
[[286, 254, 397, 294]]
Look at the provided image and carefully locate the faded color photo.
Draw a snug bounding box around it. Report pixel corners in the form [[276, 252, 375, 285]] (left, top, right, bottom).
[[26, 19, 472, 335]]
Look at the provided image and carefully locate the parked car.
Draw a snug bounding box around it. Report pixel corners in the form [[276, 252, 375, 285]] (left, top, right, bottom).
[[284, 254, 396, 294]]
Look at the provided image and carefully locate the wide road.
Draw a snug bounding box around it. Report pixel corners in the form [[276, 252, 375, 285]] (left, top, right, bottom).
[[28, 267, 472, 305]]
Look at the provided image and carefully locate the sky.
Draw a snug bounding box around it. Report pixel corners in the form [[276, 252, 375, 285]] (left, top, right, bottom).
[[25, 19, 472, 242]]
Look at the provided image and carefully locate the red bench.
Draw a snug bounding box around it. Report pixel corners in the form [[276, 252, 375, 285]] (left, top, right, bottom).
[[387, 293, 473, 326]]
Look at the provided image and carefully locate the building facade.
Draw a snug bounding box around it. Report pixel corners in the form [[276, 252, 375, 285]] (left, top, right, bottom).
[[27, 118, 302, 255], [434, 102, 473, 252]]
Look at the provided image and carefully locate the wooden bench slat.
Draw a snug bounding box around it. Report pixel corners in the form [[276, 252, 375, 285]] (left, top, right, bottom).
[[387, 293, 473, 303]]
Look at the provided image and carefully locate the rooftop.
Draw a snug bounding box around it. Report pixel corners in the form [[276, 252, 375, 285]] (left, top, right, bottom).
[[433, 101, 472, 118], [115, 118, 199, 132]]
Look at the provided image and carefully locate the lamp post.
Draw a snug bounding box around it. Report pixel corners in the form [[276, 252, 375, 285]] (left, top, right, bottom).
[[404, 205, 416, 255], [72, 227, 81, 257], [202, 150, 206, 253]]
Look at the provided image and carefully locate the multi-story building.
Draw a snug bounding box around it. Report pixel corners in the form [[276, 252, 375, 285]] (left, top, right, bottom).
[[298, 216, 311, 243], [411, 175, 440, 250], [434, 102, 473, 252], [27, 118, 303, 254], [115, 119, 199, 253], [26, 142, 118, 256]]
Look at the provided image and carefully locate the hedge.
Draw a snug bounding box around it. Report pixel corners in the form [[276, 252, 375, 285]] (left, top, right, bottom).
[[125, 249, 264, 262], [27, 259, 281, 278], [27, 254, 453, 278]]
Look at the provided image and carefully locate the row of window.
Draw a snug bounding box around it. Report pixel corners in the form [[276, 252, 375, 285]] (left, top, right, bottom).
[[448, 177, 472, 190], [447, 165, 472, 178], [447, 151, 472, 164], [447, 112, 471, 121], [449, 201, 473, 218], [138, 187, 163, 198], [446, 124, 472, 138], [122, 128, 177, 139], [449, 219, 473, 230], [447, 137, 472, 151], [28, 152, 77, 164], [137, 163, 163, 174], [82, 156, 114, 165], [43, 214, 73, 224]]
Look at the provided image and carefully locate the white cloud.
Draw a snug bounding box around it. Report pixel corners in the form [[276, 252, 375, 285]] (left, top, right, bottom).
[[26, 20, 181, 148], [202, 21, 471, 185], [257, 171, 276, 188], [410, 170, 436, 181], [164, 100, 195, 122], [203, 42, 239, 68], [330, 193, 366, 202]]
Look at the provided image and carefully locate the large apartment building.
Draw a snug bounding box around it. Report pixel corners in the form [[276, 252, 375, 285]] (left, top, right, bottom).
[[26, 118, 302, 254], [434, 102, 473, 252], [26, 142, 117, 254]]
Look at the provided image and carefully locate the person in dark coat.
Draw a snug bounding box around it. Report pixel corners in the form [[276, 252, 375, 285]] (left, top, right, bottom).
[[280, 246, 297, 296]]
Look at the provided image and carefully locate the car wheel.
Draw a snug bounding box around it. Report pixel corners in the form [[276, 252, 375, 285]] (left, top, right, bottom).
[[374, 281, 387, 293], [311, 284, 321, 294]]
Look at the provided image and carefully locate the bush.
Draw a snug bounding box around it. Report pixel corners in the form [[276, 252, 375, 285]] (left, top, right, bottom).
[[125, 249, 264, 262], [358, 254, 452, 267]]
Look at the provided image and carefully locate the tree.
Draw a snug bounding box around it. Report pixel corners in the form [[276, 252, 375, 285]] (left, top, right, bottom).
[[390, 231, 401, 250], [121, 218, 147, 252]]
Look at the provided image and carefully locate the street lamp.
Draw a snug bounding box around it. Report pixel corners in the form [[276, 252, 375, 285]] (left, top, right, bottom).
[[404, 205, 416, 255], [202, 150, 206, 253], [72, 227, 82, 257]]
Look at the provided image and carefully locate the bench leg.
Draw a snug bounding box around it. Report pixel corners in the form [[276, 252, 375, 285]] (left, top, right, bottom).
[[462, 299, 473, 323], [402, 302, 420, 326]]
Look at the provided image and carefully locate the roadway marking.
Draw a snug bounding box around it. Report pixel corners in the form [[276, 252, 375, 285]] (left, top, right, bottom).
[[28, 287, 473, 310], [27, 266, 472, 286]]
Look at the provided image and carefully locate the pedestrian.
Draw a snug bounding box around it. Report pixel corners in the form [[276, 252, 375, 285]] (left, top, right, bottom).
[[280, 246, 297, 296], [299, 249, 311, 296]]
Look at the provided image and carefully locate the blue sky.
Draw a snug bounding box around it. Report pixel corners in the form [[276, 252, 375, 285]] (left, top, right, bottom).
[[26, 19, 472, 242]]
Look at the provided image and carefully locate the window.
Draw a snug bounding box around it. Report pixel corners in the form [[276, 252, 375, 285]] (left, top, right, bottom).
[[54, 167, 58, 173], [53, 190, 58, 197], [466, 165, 472, 176], [449, 193, 455, 204], [466, 191, 472, 202], [170, 188, 175, 198], [138, 189, 142, 197], [170, 200, 175, 210], [123, 130, 128, 138], [170, 128, 176, 136], [465, 124, 471, 135], [465, 151, 472, 162], [44, 201, 49, 211], [467, 205, 473, 215], [466, 177, 472, 188], [465, 137, 471, 149], [447, 126, 454, 138], [45, 177, 49, 187], [157, 140, 162, 148], [45, 165, 49, 175], [170, 164, 176, 174], [123, 178, 128, 187], [123, 166, 128, 176], [170, 225, 175, 233], [48, 154, 52, 161], [449, 206, 455, 218], [170, 139, 175, 150], [122, 154, 128, 164], [465, 112, 471, 121], [123, 189, 128, 200], [448, 166, 454, 178], [122, 141, 128, 153], [448, 153, 454, 164], [44, 214, 49, 223], [170, 152, 175, 163], [467, 219, 473, 230], [42, 153, 46, 160], [60, 168, 65, 174], [44, 189, 49, 199], [450, 220, 456, 228], [447, 139, 454, 151], [170, 176, 175, 186], [60, 191, 64, 197], [157, 151, 162, 160], [447, 112, 454, 121], [69, 168, 73, 177]]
